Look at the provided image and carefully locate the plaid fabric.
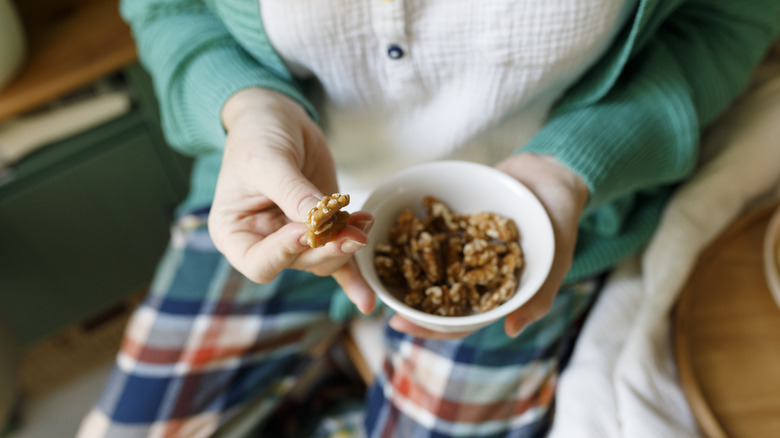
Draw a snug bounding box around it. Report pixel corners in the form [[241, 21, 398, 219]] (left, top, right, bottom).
[[78, 211, 598, 438], [366, 281, 596, 438], [77, 211, 343, 437]]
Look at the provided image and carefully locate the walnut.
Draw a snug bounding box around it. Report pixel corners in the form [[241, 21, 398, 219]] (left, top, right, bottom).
[[421, 285, 466, 316], [478, 275, 518, 312], [422, 196, 461, 232], [500, 242, 525, 276], [306, 194, 350, 248], [411, 231, 445, 283], [463, 239, 497, 267], [461, 258, 499, 286], [465, 212, 519, 242], [446, 261, 465, 286], [461, 238, 500, 285], [421, 285, 444, 313], [464, 282, 483, 311], [444, 235, 464, 266], [401, 257, 431, 291], [404, 289, 425, 307], [389, 209, 423, 246], [374, 196, 526, 317], [374, 245, 404, 288]]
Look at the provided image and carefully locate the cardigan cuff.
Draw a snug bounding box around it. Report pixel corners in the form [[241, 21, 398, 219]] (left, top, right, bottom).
[[518, 47, 697, 218], [162, 40, 316, 155]]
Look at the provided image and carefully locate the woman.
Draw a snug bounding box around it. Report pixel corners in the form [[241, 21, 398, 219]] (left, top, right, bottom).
[[79, 1, 779, 436]]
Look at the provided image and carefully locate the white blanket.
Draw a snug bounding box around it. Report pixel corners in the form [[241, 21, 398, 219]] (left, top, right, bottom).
[[549, 56, 780, 437]]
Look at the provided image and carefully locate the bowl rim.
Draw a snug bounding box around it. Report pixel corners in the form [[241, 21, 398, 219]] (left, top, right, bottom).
[[356, 160, 555, 328], [763, 205, 780, 308]]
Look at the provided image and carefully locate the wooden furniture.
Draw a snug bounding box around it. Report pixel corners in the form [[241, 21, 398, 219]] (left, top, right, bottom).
[[0, 0, 190, 346], [0, 0, 137, 123], [675, 203, 780, 438]]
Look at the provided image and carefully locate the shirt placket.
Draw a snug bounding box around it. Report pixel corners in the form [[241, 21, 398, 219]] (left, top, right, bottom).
[[370, 0, 425, 101]]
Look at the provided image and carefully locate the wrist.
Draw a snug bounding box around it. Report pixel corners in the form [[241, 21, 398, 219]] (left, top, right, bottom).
[[221, 87, 307, 131], [536, 155, 589, 211], [497, 153, 589, 213]]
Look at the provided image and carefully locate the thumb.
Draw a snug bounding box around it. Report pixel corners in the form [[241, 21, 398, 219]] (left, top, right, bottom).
[[255, 159, 325, 223]]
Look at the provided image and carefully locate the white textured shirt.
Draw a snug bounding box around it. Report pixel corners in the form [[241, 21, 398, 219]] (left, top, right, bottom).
[[261, 0, 636, 205]]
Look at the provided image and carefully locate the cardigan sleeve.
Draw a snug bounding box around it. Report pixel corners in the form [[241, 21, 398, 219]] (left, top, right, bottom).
[[120, 0, 315, 156], [520, 0, 780, 218]]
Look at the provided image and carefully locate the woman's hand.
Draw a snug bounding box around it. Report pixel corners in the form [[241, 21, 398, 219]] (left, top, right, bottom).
[[389, 153, 589, 339], [208, 88, 376, 314]]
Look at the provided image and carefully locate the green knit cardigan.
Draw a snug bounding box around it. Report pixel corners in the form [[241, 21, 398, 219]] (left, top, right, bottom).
[[121, 0, 780, 283]]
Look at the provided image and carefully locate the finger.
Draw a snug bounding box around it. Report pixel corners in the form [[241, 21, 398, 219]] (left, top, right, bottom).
[[260, 123, 338, 222], [243, 153, 326, 223], [504, 274, 558, 338], [346, 211, 374, 234], [331, 260, 376, 314], [503, 219, 577, 338], [223, 222, 309, 283], [293, 230, 370, 281]]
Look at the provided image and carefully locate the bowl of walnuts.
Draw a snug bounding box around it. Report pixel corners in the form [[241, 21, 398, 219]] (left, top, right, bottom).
[[354, 160, 555, 333]]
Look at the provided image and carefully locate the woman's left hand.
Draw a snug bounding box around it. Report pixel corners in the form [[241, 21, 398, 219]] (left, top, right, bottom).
[[388, 153, 589, 340]]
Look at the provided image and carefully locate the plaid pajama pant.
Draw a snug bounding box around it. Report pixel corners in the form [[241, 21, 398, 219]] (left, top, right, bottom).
[[78, 209, 599, 438]]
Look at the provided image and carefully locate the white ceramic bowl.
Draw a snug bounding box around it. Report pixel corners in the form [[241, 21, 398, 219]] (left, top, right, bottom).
[[355, 160, 555, 333], [764, 206, 780, 309]]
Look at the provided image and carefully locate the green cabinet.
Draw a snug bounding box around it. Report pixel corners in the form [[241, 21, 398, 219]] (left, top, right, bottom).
[[0, 65, 191, 346]]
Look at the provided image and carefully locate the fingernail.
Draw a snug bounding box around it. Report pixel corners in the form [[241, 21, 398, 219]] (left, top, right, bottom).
[[359, 298, 375, 315], [508, 323, 526, 338], [388, 317, 402, 332], [341, 239, 366, 253], [299, 233, 309, 247], [354, 219, 374, 234]]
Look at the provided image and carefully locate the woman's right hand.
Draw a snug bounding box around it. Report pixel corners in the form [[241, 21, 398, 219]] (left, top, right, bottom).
[[208, 88, 376, 314]]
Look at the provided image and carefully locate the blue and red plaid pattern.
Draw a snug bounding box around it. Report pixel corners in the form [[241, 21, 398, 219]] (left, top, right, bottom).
[[78, 210, 598, 437], [366, 280, 596, 438]]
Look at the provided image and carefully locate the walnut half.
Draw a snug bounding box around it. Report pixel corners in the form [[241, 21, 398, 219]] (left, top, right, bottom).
[[306, 193, 350, 248]]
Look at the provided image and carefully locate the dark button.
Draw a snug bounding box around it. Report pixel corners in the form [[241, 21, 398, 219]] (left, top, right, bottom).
[[387, 44, 404, 60]]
